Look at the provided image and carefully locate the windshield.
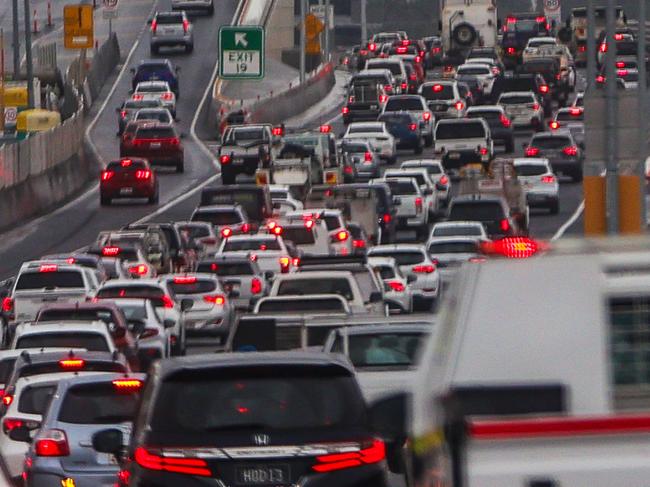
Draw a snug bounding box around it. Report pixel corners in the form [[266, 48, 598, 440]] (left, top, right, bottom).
[[223, 239, 281, 252], [150, 367, 366, 436], [436, 122, 485, 139], [16, 333, 110, 352], [331, 332, 426, 368], [428, 242, 478, 254], [16, 271, 84, 290], [59, 382, 140, 424]]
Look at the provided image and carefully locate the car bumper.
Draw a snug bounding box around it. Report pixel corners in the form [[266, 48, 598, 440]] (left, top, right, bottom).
[[397, 214, 426, 228], [548, 158, 582, 173], [526, 190, 559, 206], [151, 35, 193, 46], [184, 310, 232, 336], [396, 135, 420, 148], [172, 0, 212, 9], [27, 466, 119, 487], [101, 183, 155, 198], [508, 113, 540, 127]]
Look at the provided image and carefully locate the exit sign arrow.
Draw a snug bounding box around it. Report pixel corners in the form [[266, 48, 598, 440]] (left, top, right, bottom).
[[235, 32, 248, 47]]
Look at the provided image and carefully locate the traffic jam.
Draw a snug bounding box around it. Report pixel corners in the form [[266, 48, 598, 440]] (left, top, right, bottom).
[[1, 0, 650, 485]]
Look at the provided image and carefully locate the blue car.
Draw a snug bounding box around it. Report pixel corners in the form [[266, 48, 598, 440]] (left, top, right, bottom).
[[377, 111, 423, 154], [131, 59, 180, 97]]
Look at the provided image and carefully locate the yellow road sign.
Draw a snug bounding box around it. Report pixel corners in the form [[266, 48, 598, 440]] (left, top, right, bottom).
[[305, 13, 324, 40], [64, 4, 94, 49], [306, 39, 321, 55]]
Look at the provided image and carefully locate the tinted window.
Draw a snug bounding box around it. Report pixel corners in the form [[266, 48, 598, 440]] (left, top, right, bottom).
[[384, 180, 417, 195], [374, 266, 395, 279], [384, 98, 424, 111], [192, 210, 243, 225], [367, 62, 402, 75], [197, 262, 255, 276], [421, 84, 454, 100], [16, 271, 84, 290], [387, 172, 426, 186], [168, 280, 217, 295], [135, 110, 171, 123], [224, 128, 267, 144], [58, 383, 140, 424], [117, 304, 148, 321], [96, 286, 168, 306], [323, 216, 341, 231], [457, 66, 490, 75], [352, 75, 389, 86], [150, 367, 365, 435], [467, 110, 501, 121], [556, 111, 584, 122], [449, 202, 505, 220], [17, 362, 126, 380], [257, 298, 345, 313], [156, 13, 183, 23], [432, 225, 483, 237], [281, 228, 316, 245], [332, 333, 426, 368], [125, 100, 160, 109], [223, 239, 281, 252], [18, 384, 57, 415], [341, 143, 368, 153], [38, 309, 115, 324], [428, 242, 478, 254], [277, 279, 353, 301], [137, 84, 168, 92], [177, 225, 210, 239], [515, 164, 548, 176], [348, 125, 383, 134], [436, 122, 485, 139], [16, 333, 110, 352], [499, 95, 535, 104], [379, 114, 413, 125], [369, 251, 424, 265], [532, 136, 572, 149], [135, 127, 175, 139], [402, 163, 442, 174]]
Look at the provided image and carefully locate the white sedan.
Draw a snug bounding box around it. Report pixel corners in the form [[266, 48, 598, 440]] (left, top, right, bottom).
[[343, 122, 396, 163], [133, 81, 177, 117]]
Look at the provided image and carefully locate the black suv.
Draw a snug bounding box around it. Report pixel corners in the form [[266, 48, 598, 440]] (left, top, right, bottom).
[[448, 194, 523, 238], [97, 352, 389, 487]]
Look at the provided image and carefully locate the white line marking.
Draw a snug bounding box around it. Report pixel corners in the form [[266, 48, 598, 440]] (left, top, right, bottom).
[[552, 199, 584, 241]]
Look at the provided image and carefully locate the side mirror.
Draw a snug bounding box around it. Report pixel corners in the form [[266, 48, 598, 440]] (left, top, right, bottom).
[[163, 319, 176, 328], [130, 68, 135, 74], [435, 182, 446, 191], [9, 426, 32, 443], [128, 319, 146, 336], [147, 18, 153, 25], [92, 428, 124, 456], [175, 66, 181, 73], [369, 291, 383, 303], [180, 132, 187, 139], [368, 392, 409, 473], [180, 299, 194, 312], [579, 142, 586, 150], [407, 275, 417, 284], [264, 271, 275, 281]]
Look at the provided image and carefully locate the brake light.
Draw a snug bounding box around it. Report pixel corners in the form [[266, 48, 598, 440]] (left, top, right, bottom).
[[478, 147, 489, 156], [312, 439, 385, 473], [481, 237, 544, 259], [415, 197, 423, 213], [379, 94, 388, 103], [432, 84, 443, 92], [439, 174, 449, 186], [58, 359, 85, 371], [409, 73, 417, 81], [221, 227, 233, 238], [455, 101, 464, 111], [532, 103, 540, 111], [500, 218, 510, 232], [240, 222, 251, 233], [599, 43, 607, 53], [368, 42, 377, 52], [579, 45, 586, 52], [444, 65, 453, 72], [569, 107, 583, 116], [506, 16, 516, 23], [272, 126, 284, 136], [167, 137, 180, 146], [342, 106, 350, 114], [279, 257, 291, 273], [596, 74, 606, 83], [415, 55, 422, 63], [412, 265, 434, 273], [397, 46, 408, 54], [129, 264, 149, 276], [616, 61, 626, 68], [271, 225, 283, 235], [319, 124, 332, 133], [135, 169, 152, 179], [39, 264, 58, 273], [3, 418, 25, 434], [563, 146, 578, 156], [151, 19, 157, 33], [101, 170, 115, 182], [536, 16, 546, 22], [132, 94, 144, 101], [361, 151, 372, 163], [173, 276, 197, 284], [388, 281, 405, 292], [203, 295, 226, 305], [549, 120, 560, 130], [160, 92, 173, 102], [423, 112, 431, 121], [401, 82, 408, 90], [344, 165, 354, 174], [500, 114, 511, 128], [251, 278, 262, 294], [120, 110, 127, 118], [35, 430, 70, 457], [617, 69, 628, 77], [102, 246, 120, 256], [614, 33, 624, 40], [336, 230, 349, 241], [401, 39, 410, 46], [1, 297, 13, 313], [409, 123, 418, 131], [384, 84, 393, 93], [182, 18, 189, 33], [506, 47, 516, 55], [382, 213, 391, 223], [112, 378, 143, 393], [539, 85, 549, 94], [292, 257, 301, 267], [541, 175, 555, 183], [432, 47, 441, 53], [353, 239, 366, 249], [135, 447, 212, 476], [348, 96, 355, 103], [2, 395, 12, 406]]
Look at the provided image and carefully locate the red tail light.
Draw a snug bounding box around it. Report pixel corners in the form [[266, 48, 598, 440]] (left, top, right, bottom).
[[35, 430, 70, 457], [2, 297, 13, 313], [101, 170, 114, 181], [506, 47, 516, 55], [388, 281, 405, 292], [500, 218, 510, 232], [409, 73, 417, 81], [368, 43, 377, 52], [409, 123, 418, 131], [279, 257, 291, 273], [532, 103, 541, 112], [203, 295, 226, 305], [535, 15, 546, 22], [221, 227, 233, 238], [569, 107, 583, 116], [161, 92, 174, 101], [364, 151, 373, 162], [401, 39, 410, 46], [432, 84, 443, 92], [120, 110, 127, 118], [167, 137, 180, 146], [384, 84, 393, 93], [129, 264, 149, 276], [423, 112, 431, 121], [397, 47, 408, 54], [135, 447, 212, 476], [336, 230, 349, 241], [182, 19, 189, 33], [173, 276, 197, 284], [312, 439, 385, 473], [439, 174, 449, 186], [2, 418, 33, 435], [135, 169, 152, 180], [353, 239, 366, 249], [549, 120, 560, 130], [455, 101, 464, 111], [401, 82, 408, 90], [271, 225, 283, 236], [39, 264, 58, 273], [478, 147, 488, 156], [481, 237, 545, 259], [382, 213, 391, 224], [617, 69, 628, 77], [379, 94, 388, 103], [132, 94, 144, 101], [415, 197, 423, 213], [563, 146, 578, 156], [162, 295, 175, 309], [444, 65, 453, 72], [596, 74, 606, 83], [348, 96, 355, 103], [541, 175, 555, 183], [506, 16, 516, 23], [344, 165, 354, 174], [220, 155, 231, 165], [412, 265, 434, 273], [102, 246, 120, 256], [500, 114, 511, 128], [599, 43, 607, 53], [112, 378, 143, 393], [319, 124, 332, 133], [151, 19, 157, 33], [251, 278, 262, 295], [292, 257, 301, 267], [58, 359, 85, 371], [525, 147, 539, 157], [616, 61, 626, 68], [614, 33, 624, 40], [241, 223, 251, 233], [272, 126, 284, 136], [578, 45, 586, 52], [415, 55, 422, 63], [2, 395, 13, 406], [342, 106, 350, 114]]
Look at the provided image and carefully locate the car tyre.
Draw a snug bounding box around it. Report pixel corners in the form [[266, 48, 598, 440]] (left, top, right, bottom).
[[186, 43, 194, 53], [176, 161, 185, 173], [549, 200, 560, 214], [425, 134, 433, 147], [150, 45, 158, 55], [148, 188, 159, 205], [100, 195, 111, 206], [505, 139, 514, 153]]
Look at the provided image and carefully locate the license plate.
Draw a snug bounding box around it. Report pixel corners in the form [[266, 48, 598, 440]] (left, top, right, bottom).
[[236, 465, 289, 485], [96, 452, 119, 465], [369, 104, 378, 109], [120, 187, 134, 195], [233, 158, 244, 164], [150, 142, 162, 149], [448, 152, 461, 159]]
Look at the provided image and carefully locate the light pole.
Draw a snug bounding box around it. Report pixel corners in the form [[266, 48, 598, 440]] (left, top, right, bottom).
[[604, 0, 618, 234], [638, 0, 647, 227], [12, 0, 20, 79], [24, 0, 34, 108], [300, 0, 306, 83]]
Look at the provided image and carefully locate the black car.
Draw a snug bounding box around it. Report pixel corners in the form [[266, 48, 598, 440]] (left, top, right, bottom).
[[131, 59, 180, 97], [448, 194, 523, 238], [466, 106, 515, 153], [96, 352, 389, 487]]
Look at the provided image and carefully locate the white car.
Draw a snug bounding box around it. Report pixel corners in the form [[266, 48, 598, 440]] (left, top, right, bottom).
[[401, 159, 451, 207], [282, 209, 353, 256], [383, 168, 439, 219], [430, 221, 488, 240], [375, 177, 428, 236], [367, 244, 441, 311], [497, 91, 544, 130], [217, 234, 295, 275], [513, 157, 560, 214], [426, 236, 483, 285], [269, 185, 304, 212], [133, 81, 176, 117], [456, 63, 496, 96], [11, 322, 116, 353], [367, 256, 413, 314], [419, 81, 466, 119], [343, 122, 396, 163]]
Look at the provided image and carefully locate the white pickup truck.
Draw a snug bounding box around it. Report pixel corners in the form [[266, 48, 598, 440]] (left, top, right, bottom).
[[7, 261, 98, 323]]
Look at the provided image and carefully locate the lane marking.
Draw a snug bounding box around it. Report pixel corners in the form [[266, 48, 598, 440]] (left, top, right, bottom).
[[552, 199, 584, 241]]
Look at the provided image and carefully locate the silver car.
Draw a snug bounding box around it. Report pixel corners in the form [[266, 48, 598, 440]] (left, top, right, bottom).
[[150, 11, 193, 54], [21, 373, 145, 487], [550, 107, 584, 146], [367, 256, 413, 314], [426, 236, 482, 286], [513, 157, 560, 214], [339, 139, 381, 181]]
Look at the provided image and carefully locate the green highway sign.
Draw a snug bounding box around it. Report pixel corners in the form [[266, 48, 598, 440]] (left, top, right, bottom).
[[219, 26, 265, 80]]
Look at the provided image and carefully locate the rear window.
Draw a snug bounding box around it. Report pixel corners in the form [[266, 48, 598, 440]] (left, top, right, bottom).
[[16, 333, 110, 352], [281, 228, 316, 246], [532, 136, 572, 149], [135, 127, 175, 139], [369, 251, 424, 266], [556, 111, 584, 122], [135, 110, 171, 123], [192, 210, 243, 226], [58, 382, 140, 424], [515, 164, 548, 176], [384, 180, 417, 195], [168, 280, 217, 295], [331, 332, 426, 368], [16, 271, 84, 290], [277, 278, 353, 301], [96, 286, 166, 302], [18, 384, 57, 415], [367, 62, 402, 75], [467, 110, 501, 121], [457, 66, 490, 75], [353, 75, 389, 86], [428, 242, 478, 254], [449, 202, 505, 221], [432, 225, 483, 237], [402, 163, 442, 174], [379, 113, 413, 125], [125, 100, 160, 109], [341, 143, 368, 153], [499, 95, 535, 104], [323, 216, 341, 231], [224, 128, 267, 144], [177, 225, 210, 239], [38, 309, 115, 324], [17, 361, 126, 380], [421, 84, 454, 100], [387, 172, 426, 186], [150, 367, 365, 435], [374, 265, 395, 279], [257, 298, 345, 313], [384, 98, 423, 111], [107, 160, 147, 171], [197, 262, 255, 276], [436, 122, 485, 139], [348, 125, 383, 134], [137, 84, 168, 93], [156, 13, 183, 23], [223, 239, 281, 252]]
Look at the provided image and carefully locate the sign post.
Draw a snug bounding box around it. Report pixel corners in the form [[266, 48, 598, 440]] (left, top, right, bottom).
[[102, 0, 119, 36], [543, 0, 561, 32], [64, 4, 94, 49], [219, 26, 265, 80]]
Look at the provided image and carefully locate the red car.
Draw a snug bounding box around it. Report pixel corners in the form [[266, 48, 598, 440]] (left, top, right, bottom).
[[122, 121, 184, 172], [100, 157, 159, 206]]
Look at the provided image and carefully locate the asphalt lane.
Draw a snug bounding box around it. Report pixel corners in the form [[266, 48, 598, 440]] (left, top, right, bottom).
[[0, 0, 236, 279]]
